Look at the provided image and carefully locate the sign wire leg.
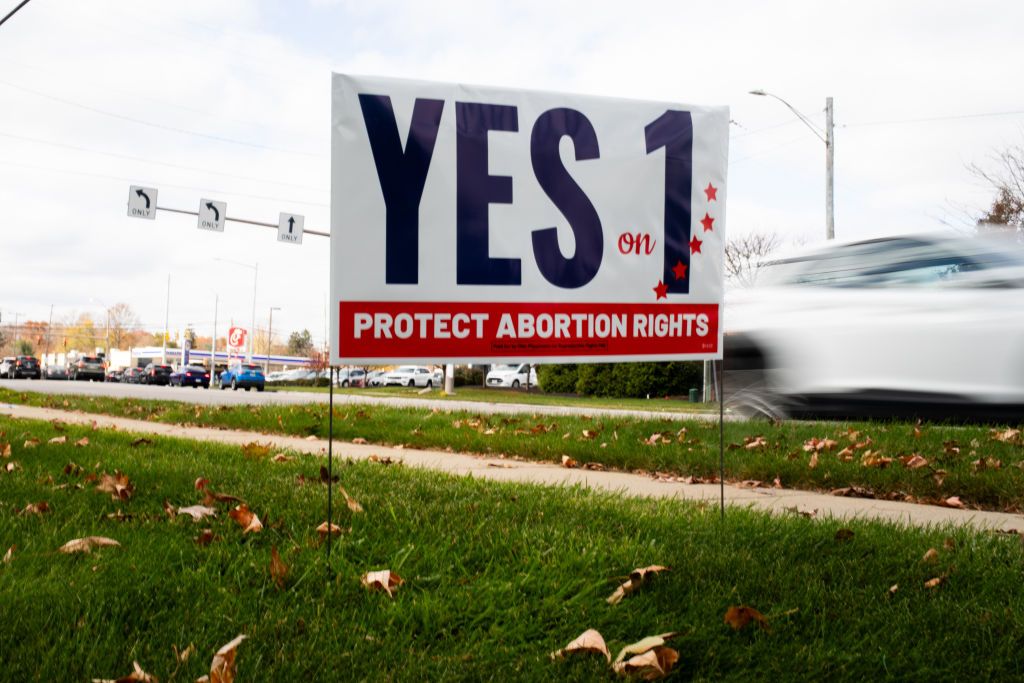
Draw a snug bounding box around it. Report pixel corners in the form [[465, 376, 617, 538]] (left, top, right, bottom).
[[327, 366, 335, 576], [718, 358, 725, 520]]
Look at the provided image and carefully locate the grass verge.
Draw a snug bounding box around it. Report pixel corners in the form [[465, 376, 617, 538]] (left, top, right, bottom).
[[3, 387, 1024, 512], [2, 416, 1024, 681]]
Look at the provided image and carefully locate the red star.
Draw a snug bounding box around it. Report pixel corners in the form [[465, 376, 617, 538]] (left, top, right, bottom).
[[704, 183, 718, 201], [689, 235, 703, 254], [700, 213, 715, 232], [653, 280, 668, 300], [672, 260, 688, 280]]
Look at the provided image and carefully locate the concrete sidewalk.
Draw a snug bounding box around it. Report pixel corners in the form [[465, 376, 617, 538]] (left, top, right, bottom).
[[3, 402, 1022, 534]]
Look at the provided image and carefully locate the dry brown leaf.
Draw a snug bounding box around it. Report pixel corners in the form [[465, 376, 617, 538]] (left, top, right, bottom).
[[561, 455, 579, 469], [228, 504, 263, 534], [922, 548, 939, 563], [990, 428, 1022, 444], [744, 435, 768, 450], [194, 477, 209, 490], [901, 454, 929, 469], [241, 442, 272, 460], [304, 434, 318, 442], [271, 453, 294, 463], [195, 529, 216, 546], [724, 605, 769, 631], [23, 438, 40, 449], [130, 437, 153, 448], [19, 501, 50, 516], [178, 505, 218, 521], [581, 429, 597, 440], [340, 486, 364, 513], [861, 451, 893, 469], [91, 660, 156, 682], [361, 569, 404, 597], [75, 437, 90, 448], [95, 471, 134, 501], [550, 628, 611, 663], [613, 647, 679, 680], [924, 576, 946, 589], [208, 634, 246, 683], [316, 521, 344, 538], [352, 437, 368, 445], [941, 496, 965, 509], [49, 436, 67, 445], [943, 537, 957, 551], [0, 442, 10, 458], [607, 565, 670, 605], [269, 546, 288, 590], [808, 452, 819, 469], [173, 643, 195, 664], [836, 446, 855, 462], [834, 528, 855, 541], [58, 536, 120, 554], [830, 485, 876, 499], [4, 461, 20, 473], [888, 583, 899, 596], [972, 457, 1003, 472], [3, 545, 13, 564]]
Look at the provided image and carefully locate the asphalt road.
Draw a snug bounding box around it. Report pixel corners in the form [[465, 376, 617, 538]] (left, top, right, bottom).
[[0, 378, 717, 422]]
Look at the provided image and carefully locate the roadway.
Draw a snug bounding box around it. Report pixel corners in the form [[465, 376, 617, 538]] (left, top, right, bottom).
[[0, 378, 719, 422]]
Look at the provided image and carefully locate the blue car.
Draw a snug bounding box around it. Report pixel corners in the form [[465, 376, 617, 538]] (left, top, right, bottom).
[[220, 362, 265, 392]]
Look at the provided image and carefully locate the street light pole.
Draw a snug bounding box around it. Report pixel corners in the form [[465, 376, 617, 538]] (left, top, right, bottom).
[[749, 89, 835, 240], [209, 293, 219, 389], [266, 306, 280, 373]]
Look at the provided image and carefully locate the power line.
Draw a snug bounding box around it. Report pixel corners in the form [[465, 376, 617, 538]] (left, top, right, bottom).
[[0, 131, 328, 193], [0, 78, 325, 158], [0, 0, 33, 28], [843, 109, 1024, 128], [0, 159, 330, 208]]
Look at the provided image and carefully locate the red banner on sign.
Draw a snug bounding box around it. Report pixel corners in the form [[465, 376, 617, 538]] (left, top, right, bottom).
[[339, 301, 719, 360]]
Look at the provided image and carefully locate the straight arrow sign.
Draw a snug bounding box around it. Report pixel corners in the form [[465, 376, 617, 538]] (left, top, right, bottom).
[[278, 212, 304, 244]]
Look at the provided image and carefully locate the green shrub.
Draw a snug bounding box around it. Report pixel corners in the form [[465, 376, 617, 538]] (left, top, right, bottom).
[[536, 364, 578, 393], [538, 362, 703, 398], [454, 366, 484, 387]]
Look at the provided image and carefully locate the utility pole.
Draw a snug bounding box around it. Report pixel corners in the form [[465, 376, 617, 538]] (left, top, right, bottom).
[[162, 273, 170, 364], [249, 264, 258, 363], [825, 96, 835, 241], [266, 306, 280, 373], [209, 294, 218, 389]]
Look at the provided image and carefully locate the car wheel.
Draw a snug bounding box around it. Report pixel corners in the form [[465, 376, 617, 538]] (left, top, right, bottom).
[[407, 379, 415, 387], [512, 380, 520, 388], [342, 380, 349, 387], [426, 380, 432, 388], [256, 385, 264, 392], [231, 378, 238, 391], [221, 381, 228, 391], [723, 340, 787, 421], [245, 386, 251, 391]]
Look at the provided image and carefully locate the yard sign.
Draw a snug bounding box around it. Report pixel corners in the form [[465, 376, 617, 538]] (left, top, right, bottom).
[[330, 74, 728, 365]]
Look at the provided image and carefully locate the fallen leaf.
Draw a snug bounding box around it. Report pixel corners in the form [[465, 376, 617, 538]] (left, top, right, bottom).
[[922, 548, 939, 563], [58, 536, 120, 554], [95, 471, 134, 501], [808, 452, 819, 469], [561, 455, 579, 469], [361, 569, 404, 597], [23, 438, 40, 449], [228, 504, 263, 534], [0, 443, 10, 458], [834, 528, 855, 542], [130, 437, 153, 448], [106, 509, 133, 522], [836, 446, 855, 461], [195, 477, 209, 490], [924, 576, 946, 589], [367, 454, 397, 465], [241, 442, 272, 460], [173, 643, 195, 664], [972, 457, 1003, 472], [900, 454, 929, 469], [581, 429, 597, 440], [613, 647, 679, 680], [269, 546, 288, 590], [304, 435, 318, 442], [3, 545, 13, 563], [861, 451, 893, 468], [550, 628, 611, 663], [195, 529, 216, 546], [724, 605, 769, 631], [74, 437, 90, 447], [19, 501, 50, 516], [316, 521, 344, 538], [830, 485, 876, 499], [201, 490, 242, 506], [744, 435, 768, 450], [4, 462, 20, 473], [49, 436, 67, 445], [178, 505, 218, 521], [990, 428, 1022, 444], [607, 565, 670, 605], [943, 537, 956, 551], [352, 437, 368, 445], [941, 496, 965, 509], [92, 660, 156, 682], [333, 486, 362, 513], [208, 634, 246, 683], [271, 453, 294, 463]]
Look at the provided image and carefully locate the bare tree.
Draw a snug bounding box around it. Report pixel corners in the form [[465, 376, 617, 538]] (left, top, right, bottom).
[[107, 303, 141, 349], [970, 142, 1024, 240], [723, 231, 783, 287]]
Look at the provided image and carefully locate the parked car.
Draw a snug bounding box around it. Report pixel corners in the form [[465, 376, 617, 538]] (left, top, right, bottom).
[[265, 371, 288, 383], [105, 367, 125, 383], [381, 365, 436, 387], [0, 357, 13, 377], [485, 363, 537, 389], [365, 370, 386, 387], [724, 232, 1024, 420], [220, 363, 265, 391], [336, 368, 366, 387], [44, 364, 69, 380], [70, 356, 106, 382], [4, 355, 42, 379], [141, 363, 173, 386], [122, 367, 144, 384], [170, 365, 211, 388]]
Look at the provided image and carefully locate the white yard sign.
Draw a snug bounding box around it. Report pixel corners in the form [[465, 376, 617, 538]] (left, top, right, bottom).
[[330, 74, 729, 365]]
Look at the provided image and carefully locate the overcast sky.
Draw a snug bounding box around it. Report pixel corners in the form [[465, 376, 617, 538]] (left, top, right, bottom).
[[2, 0, 1021, 347]]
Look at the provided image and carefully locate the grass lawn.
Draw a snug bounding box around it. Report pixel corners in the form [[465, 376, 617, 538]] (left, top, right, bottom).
[[2, 415, 1024, 681], [4, 388, 1024, 513], [266, 383, 719, 413]]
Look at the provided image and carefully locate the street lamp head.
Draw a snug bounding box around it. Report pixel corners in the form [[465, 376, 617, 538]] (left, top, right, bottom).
[[749, 89, 767, 96]]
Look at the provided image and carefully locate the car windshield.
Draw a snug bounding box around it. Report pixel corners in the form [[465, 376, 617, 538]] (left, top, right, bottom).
[[394, 366, 417, 373], [491, 364, 518, 371], [242, 364, 261, 371], [82, 357, 100, 363]]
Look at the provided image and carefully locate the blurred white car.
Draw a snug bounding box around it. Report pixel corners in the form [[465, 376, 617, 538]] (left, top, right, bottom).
[[486, 363, 537, 389], [382, 365, 436, 387], [724, 232, 1024, 420]]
